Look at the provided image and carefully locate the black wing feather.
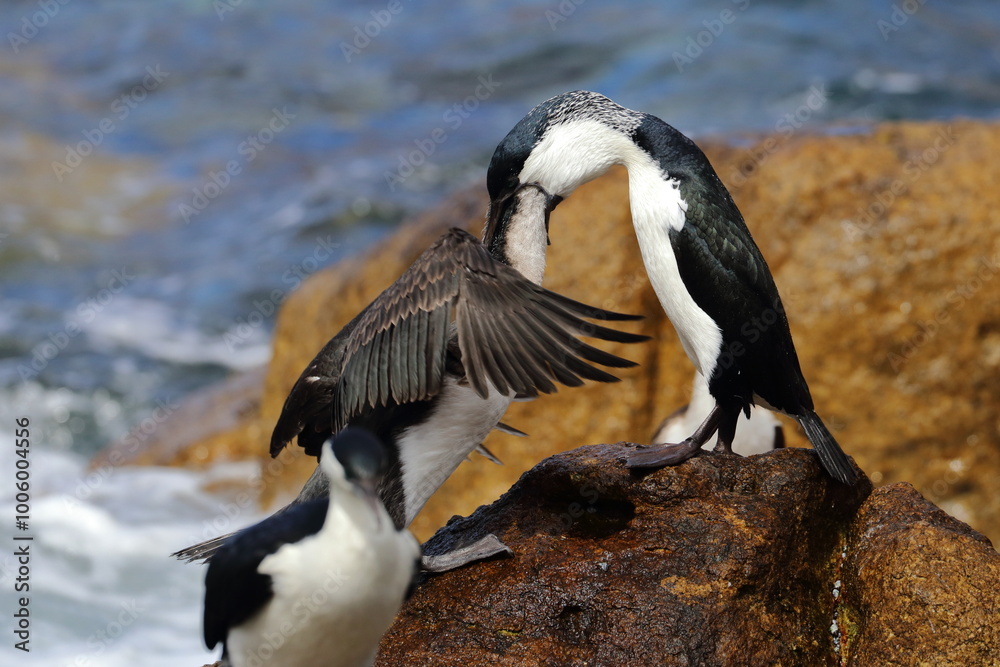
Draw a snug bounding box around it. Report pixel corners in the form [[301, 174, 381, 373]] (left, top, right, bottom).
[[670, 183, 812, 413], [633, 113, 812, 414], [203, 499, 328, 650]]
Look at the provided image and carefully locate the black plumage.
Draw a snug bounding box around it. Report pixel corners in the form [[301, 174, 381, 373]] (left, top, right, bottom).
[[203, 497, 328, 654], [634, 115, 813, 416]]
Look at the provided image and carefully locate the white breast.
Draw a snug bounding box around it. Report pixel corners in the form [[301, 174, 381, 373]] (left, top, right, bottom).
[[395, 379, 512, 525], [227, 498, 419, 667], [625, 154, 723, 379]]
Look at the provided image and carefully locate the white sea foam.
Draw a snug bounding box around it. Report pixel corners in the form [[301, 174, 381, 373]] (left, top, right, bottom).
[[1, 447, 264, 666], [80, 296, 271, 371]]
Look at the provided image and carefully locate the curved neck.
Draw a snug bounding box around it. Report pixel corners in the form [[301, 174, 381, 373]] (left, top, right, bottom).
[[484, 186, 550, 284]]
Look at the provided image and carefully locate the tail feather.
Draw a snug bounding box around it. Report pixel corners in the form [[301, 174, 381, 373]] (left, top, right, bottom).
[[796, 411, 857, 485], [173, 468, 329, 564], [171, 532, 233, 563]]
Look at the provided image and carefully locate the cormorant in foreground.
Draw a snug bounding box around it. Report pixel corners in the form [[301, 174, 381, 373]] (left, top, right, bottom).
[[203, 428, 419, 667]]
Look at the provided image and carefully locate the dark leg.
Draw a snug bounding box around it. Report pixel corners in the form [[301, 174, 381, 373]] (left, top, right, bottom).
[[420, 534, 513, 573], [626, 405, 724, 469], [712, 408, 740, 455]]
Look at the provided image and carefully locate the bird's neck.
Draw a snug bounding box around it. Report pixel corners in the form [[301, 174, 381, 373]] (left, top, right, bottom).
[[324, 483, 383, 535], [485, 187, 550, 284]]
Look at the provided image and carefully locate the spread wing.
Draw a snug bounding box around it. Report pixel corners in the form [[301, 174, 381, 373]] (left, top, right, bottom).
[[271, 227, 648, 458], [269, 331, 353, 458]]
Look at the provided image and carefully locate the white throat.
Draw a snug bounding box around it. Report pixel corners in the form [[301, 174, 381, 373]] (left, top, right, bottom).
[[500, 186, 550, 284]]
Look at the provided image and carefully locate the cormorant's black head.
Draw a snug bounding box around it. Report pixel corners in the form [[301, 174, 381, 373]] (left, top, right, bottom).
[[331, 427, 387, 485], [487, 101, 551, 204], [488, 91, 637, 190], [485, 91, 645, 244], [485, 97, 558, 253], [322, 427, 388, 519]]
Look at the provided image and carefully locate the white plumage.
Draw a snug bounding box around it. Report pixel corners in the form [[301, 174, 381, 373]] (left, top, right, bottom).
[[204, 431, 419, 667]]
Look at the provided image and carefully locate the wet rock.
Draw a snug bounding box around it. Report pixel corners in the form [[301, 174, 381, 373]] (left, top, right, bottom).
[[715, 122, 1000, 548], [378, 445, 872, 666], [376, 445, 998, 666]]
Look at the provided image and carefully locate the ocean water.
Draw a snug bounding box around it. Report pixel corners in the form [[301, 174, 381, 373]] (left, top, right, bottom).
[[2, 1, 999, 663], [0, 446, 256, 666]]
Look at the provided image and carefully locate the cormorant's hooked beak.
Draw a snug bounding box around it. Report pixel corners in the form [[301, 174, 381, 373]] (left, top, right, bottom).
[[486, 182, 563, 246]]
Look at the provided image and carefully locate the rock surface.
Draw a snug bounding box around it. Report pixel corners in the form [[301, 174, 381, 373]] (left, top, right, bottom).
[[129, 120, 1000, 546], [841, 482, 1000, 666], [375, 445, 998, 667]]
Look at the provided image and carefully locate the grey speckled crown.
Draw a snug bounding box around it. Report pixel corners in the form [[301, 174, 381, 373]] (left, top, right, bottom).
[[531, 90, 645, 135]]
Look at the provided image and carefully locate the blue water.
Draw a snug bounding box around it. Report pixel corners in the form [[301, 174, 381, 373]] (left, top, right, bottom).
[[1, 1, 999, 664]]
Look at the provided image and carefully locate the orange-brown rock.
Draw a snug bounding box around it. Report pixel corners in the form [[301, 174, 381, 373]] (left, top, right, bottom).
[[717, 122, 1000, 549], [841, 482, 1000, 666], [126, 120, 1000, 546], [375, 446, 997, 667]]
